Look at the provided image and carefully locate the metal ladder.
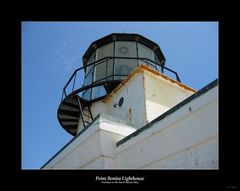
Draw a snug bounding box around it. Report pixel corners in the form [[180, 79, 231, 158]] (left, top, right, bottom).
[[77, 96, 93, 128]]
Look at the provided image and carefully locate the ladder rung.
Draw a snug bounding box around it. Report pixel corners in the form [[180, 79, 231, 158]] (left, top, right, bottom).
[[83, 114, 91, 118]]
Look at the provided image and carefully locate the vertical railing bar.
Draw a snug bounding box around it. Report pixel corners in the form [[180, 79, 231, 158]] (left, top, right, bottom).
[[72, 72, 77, 92]]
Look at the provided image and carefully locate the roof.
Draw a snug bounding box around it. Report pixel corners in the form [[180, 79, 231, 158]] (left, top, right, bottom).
[[82, 33, 166, 66]]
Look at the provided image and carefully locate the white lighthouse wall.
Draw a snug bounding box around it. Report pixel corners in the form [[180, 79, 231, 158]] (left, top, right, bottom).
[[44, 118, 102, 169], [104, 72, 147, 129], [44, 114, 136, 169], [115, 85, 218, 169], [43, 80, 218, 169], [77, 66, 195, 133], [143, 70, 195, 123]]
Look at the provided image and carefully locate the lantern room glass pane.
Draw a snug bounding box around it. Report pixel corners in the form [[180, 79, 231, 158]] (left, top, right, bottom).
[[115, 41, 137, 58], [154, 53, 162, 72], [138, 43, 154, 60], [95, 61, 106, 82], [154, 53, 161, 65], [114, 41, 137, 80], [138, 43, 155, 68], [96, 42, 113, 60], [82, 88, 91, 100], [95, 42, 113, 82], [87, 51, 95, 65], [85, 52, 95, 86], [92, 86, 107, 99], [85, 64, 94, 86], [114, 59, 137, 80], [106, 59, 113, 80]]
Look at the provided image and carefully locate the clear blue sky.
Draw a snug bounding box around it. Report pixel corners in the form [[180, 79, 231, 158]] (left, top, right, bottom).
[[22, 22, 218, 169]]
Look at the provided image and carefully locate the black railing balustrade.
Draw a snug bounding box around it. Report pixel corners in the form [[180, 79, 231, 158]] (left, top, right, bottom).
[[60, 57, 181, 103]]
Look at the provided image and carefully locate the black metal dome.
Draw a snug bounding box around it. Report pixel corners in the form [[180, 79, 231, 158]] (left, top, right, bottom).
[[82, 33, 166, 67]]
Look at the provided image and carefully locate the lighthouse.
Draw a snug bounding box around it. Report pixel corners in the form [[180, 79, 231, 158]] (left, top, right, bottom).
[[42, 33, 218, 169]]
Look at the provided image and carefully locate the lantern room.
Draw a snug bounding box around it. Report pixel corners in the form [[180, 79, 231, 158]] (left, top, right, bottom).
[[81, 33, 166, 101]]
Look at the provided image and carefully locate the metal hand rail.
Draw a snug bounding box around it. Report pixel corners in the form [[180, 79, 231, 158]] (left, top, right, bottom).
[[61, 56, 181, 102]]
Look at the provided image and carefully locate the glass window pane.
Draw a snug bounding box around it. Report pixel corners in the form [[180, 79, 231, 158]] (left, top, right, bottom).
[[138, 43, 154, 60], [154, 53, 162, 72], [95, 61, 106, 82], [114, 41, 137, 80], [96, 42, 113, 60], [154, 53, 161, 65], [85, 63, 94, 86], [85, 70, 93, 85], [84, 52, 95, 85], [82, 88, 91, 100], [115, 41, 137, 58], [114, 58, 137, 80], [92, 86, 107, 99], [106, 59, 113, 80], [94, 43, 113, 82], [87, 52, 95, 65]]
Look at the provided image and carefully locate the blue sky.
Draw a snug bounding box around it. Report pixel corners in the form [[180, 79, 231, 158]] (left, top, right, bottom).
[[22, 22, 218, 169]]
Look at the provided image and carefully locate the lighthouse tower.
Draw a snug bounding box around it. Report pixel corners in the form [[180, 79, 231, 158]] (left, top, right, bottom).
[[42, 33, 218, 169]]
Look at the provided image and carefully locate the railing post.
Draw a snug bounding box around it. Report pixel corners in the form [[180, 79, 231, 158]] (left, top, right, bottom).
[[61, 91, 64, 102], [72, 73, 77, 92], [176, 74, 181, 83]]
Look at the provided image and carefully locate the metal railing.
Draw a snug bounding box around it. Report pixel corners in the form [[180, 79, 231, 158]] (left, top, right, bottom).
[[60, 56, 181, 103]]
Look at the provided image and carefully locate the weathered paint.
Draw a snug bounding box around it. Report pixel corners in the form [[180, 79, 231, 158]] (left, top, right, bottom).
[[104, 72, 147, 129], [140, 64, 196, 92], [42, 81, 218, 169], [143, 68, 194, 122], [104, 64, 195, 103], [115, 85, 218, 169], [103, 66, 143, 103]]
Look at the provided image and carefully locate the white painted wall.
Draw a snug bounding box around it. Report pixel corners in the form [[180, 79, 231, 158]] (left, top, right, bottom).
[[43, 84, 218, 169], [44, 65, 217, 169], [79, 66, 195, 132], [44, 114, 136, 169], [115, 85, 218, 169], [143, 137, 218, 169], [143, 69, 194, 123], [104, 72, 146, 129]]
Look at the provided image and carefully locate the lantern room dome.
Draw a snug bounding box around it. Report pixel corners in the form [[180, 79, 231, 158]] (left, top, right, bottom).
[[83, 33, 166, 67]]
